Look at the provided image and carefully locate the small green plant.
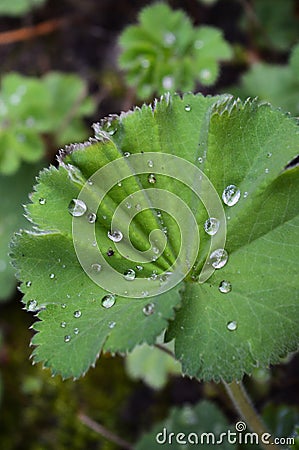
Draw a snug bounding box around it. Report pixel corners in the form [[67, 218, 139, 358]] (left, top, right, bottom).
[[0, 0, 46, 16], [232, 43, 299, 115], [0, 72, 94, 175], [118, 3, 232, 99]]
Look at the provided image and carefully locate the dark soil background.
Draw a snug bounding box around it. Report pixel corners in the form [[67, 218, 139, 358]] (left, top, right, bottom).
[[0, 1, 298, 449]]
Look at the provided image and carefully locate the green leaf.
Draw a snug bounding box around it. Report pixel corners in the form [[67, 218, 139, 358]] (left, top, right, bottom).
[[125, 340, 181, 390], [135, 400, 236, 449], [0, 0, 46, 16], [118, 3, 232, 99], [11, 94, 299, 381], [0, 162, 44, 300]]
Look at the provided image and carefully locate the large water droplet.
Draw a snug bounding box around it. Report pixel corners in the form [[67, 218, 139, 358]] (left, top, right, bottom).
[[209, 249, 228, 269], [91, 263, 102, 273], [39, 198, 46, 205], [108, 230, 123, 242], [101, 294, 116, 308], [222, 185, 241, 206], [227, 321, 238, 331], [87, 213, 97, 224], [68, 199, 87, 217], [124, 269, 136, 281], [204, 218, 220, 236], [64, 335, 71, 343], [73, 310, 82, 318], [184, 104, 191, 112], [142, 302, 155, 316], [148, 173, 156, 184], [219, 280, 232, 294]]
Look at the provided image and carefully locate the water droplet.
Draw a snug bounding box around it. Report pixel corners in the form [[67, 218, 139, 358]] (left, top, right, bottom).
[[267, 152, 272, 158], [136, 265, 143, 271], [135, 204, 142, 211], [199, 69, 212, 81], [117, 181, 122, 187], [140, 58, 150, 68], [148, 173, 156, 184], [123, 152, 130, 158], [197, 157, 203, 163], [209, 249, 228, 269], [222, 185, 240, 206], [162, 75, 174, 90], [60, 321, 67, 328], [49, 273, 55, 279], [74, 327, 80, 335], [147, 160, 154, 168], [204, 218, 220, 236], [194, 39, 204, 49], [101, 294, 116, 308], [68, 199, 87, 217], [219, 280, 232, 294], [265, 168, 269, 174], [39, 198, 46, 205], [107, 248, 114, 257], [91, 263, 102, 273], [73, 310, 82, 318], [243, 191, 248, 198], [61, 303, 67, 309], [124, 269, 136, 281], [27, 300, 38, 311], [143, 302, 155, 316], [185, 104, 191, 112], [156, 210, 162, 218], [141, 291, 149, 297], [108, 321, 116, 329], [87, 179, 93, 186], [125, 202, 131, 209], [153, 246, 159, 255], [227, 321, 238, 331], [163, 32, 176, 46], [26, 281, 32, 288], [108, 229, 123, 242], [64, 335, 71, 343], [87, 213, 97, 224]]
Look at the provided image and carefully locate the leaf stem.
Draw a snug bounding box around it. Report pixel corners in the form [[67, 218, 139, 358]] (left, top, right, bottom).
[[78, 412, 133, 450], [223, 380, 282, 450]]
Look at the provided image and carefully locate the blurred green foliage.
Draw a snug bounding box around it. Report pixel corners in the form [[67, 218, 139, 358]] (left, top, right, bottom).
[[0, 0, 47, 17]]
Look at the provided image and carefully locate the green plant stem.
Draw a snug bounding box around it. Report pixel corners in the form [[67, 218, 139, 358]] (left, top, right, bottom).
[[223, 380, 282, 450], [78, 413, 133, 450]]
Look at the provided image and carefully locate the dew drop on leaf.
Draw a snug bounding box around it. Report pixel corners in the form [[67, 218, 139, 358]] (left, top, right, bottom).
[[64, 335, 71, 343], [218, 280, 232, 294], [123, 152, 131, 158], [107, 248, 114, 257], [147, 160, 154, 168], [136, 265, 143, 271], [74, 328, 80, 335], [101, 294, 116, 308], [108, 230, 123, 243], [267, 152, 272, 158], [184, 104, 191, 112], [39, 198, 46, 205], [73, 310, 82, 318], [162, 75, 174, 90], [60, 321, 67, 328], [204, 217, 220, 236], [123, 269, 136, 281], [68, 199, 87, 217], [265, 168, 269, 174], [209, 249, 228, 269], [108, 321, 116, 329], [87, 213, 97, 224], [197, 157, 203, 163], [243, 191, 248, 198], [163, 31, 176, 46], [227, 321, 238, 331], [61, 303, 67, 309], [222, 185, 240, 206], [26, 281, 32, 288], [49, 273, 55, 279], [91, 263, 102, 272], [27, 299, 38, 311], [194, 39, 204, 49], [148, 173, 156, 184], [142, 302, 155, 316]]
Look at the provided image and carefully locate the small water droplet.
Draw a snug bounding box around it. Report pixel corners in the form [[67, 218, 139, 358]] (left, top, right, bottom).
[[101, 294, 116, 308], [141, 291, 149, 297], [148, 173, 156, 184], [124, 269, 136, 281], [74, 327, 80, 335], [61, 303, 67, 309], [153, 246, 159, 255], [162, 75, 174, 90], [265, 168, 269, 174], [91, 263, 102, 272], [27, 300, 38, 311], [204, 217, 220, 236], [49, 273, 55, 279], [64, 335, 71, 343], [199, 68, 212, 81], [197, 157, 203, 163], [117, 181, 122, 187], [243, 191, 248, 198], [163, 31, 176, 46], [227, 321, 238, 331], [135, 204, 142, 211], [85, 212, 95, 224], [209, 249, 228, 269], [147, 160, 154, 168], [194, 39, 204, 49], [125, 202, 131, 209], [39, 198, 46, 205], [219, 280, 232, 294], [26, 281, 32, 288], [136, 265, 143, 271], [87, 179, 93, 186], [73, 310, 82, 318], [108, 230, 123, 242], [108, 321, 116, 329], [222, 185, 241, 206], [140, 58, 150, 68], [267, 152, 272, 158], [156, 210, 162, 218], [61, 321, 67, 328], [123, 152, 130, 158], [107, 248, 114, 257], [184, 104, 191, 112], [143, 302, 155, 316], [68, 199, 87, 217]]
